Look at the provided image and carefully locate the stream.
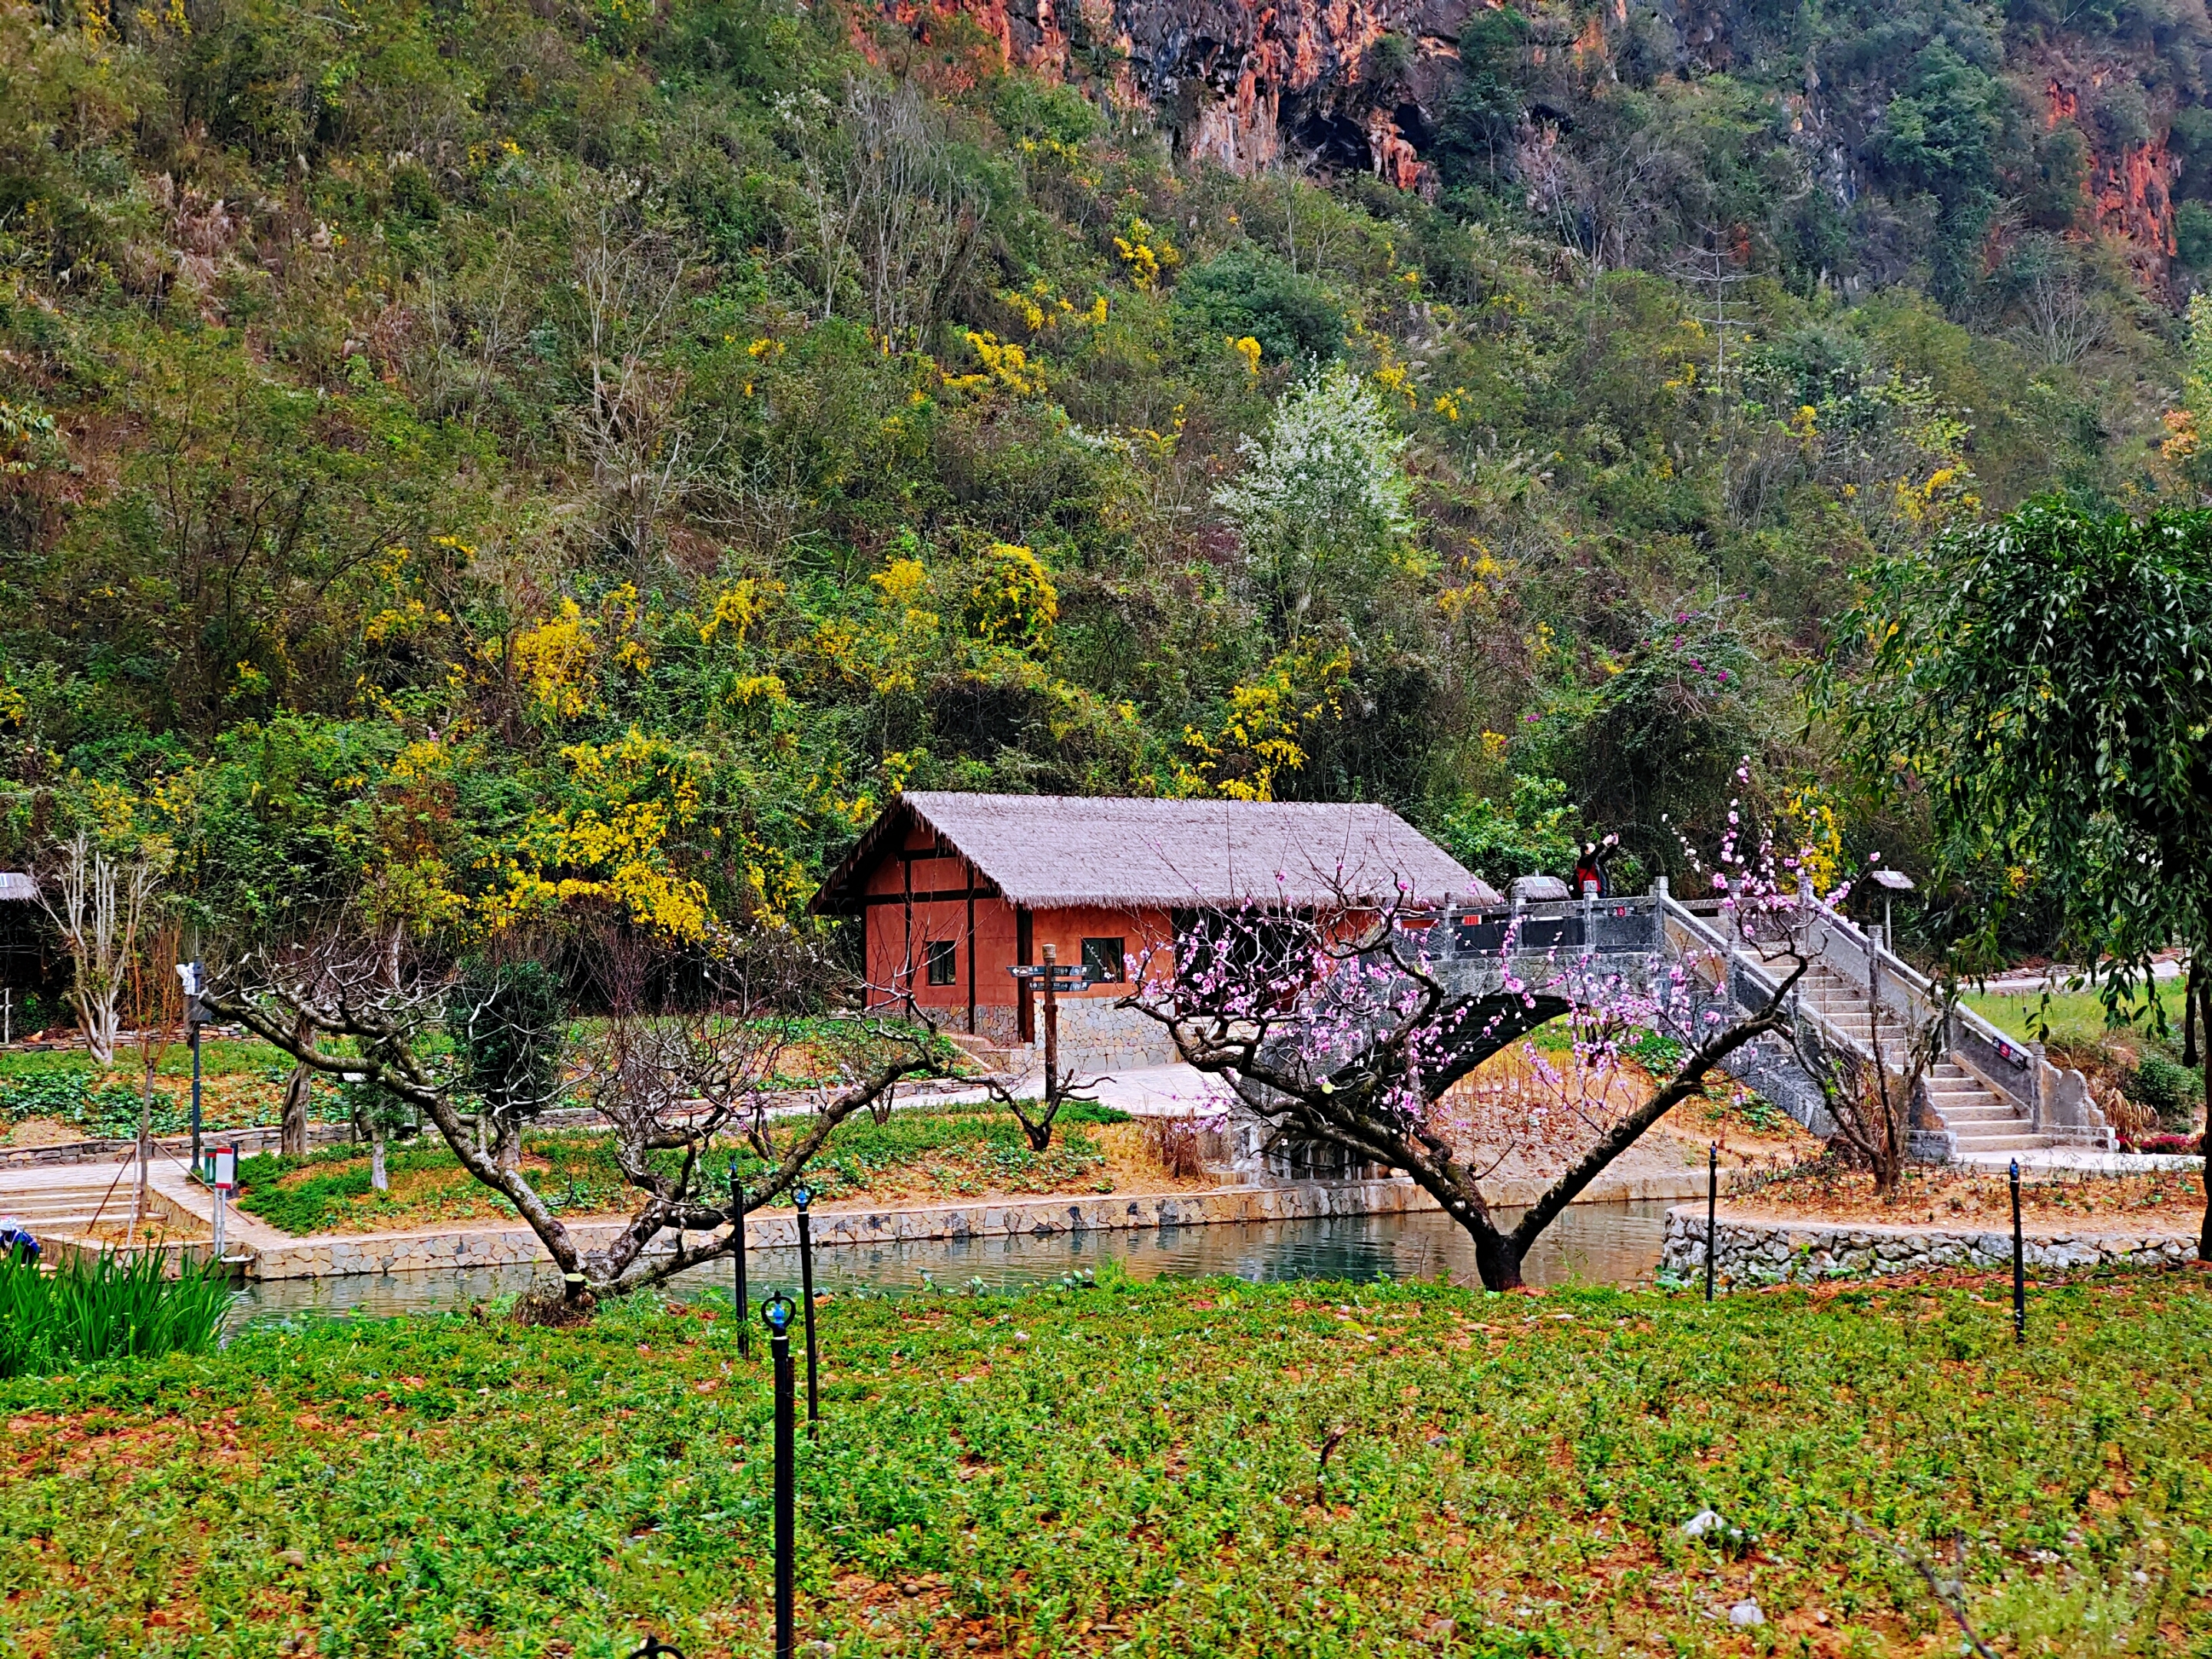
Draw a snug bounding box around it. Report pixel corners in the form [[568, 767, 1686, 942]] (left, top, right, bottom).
[[230, 1199, 1677, 1330]]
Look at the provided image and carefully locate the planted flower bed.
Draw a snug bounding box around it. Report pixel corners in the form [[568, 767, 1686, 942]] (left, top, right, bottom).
[[2, 1270, 2206, 1652]]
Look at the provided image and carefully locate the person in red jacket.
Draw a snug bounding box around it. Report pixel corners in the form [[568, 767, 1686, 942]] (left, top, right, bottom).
[[1571, 834, 1619, 898]]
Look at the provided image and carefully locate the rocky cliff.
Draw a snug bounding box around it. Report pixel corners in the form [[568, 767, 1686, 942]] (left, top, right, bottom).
[[876, 0, 2204, 293], [883, 0, 1475, 185]]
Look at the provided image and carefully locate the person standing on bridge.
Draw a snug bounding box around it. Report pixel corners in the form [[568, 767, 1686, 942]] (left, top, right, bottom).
[[1572, 834, 1620, 899]]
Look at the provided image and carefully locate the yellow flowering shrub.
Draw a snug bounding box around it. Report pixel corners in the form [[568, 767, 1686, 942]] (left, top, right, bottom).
[[1176, 648, 1350, 801], [1781, 785, 1846, 896], [965, 542, 1058, 654], [489, 730, 716, 942], [505, 599, 599, 721]]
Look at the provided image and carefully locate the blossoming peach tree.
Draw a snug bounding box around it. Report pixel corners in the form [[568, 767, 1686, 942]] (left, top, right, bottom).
[[1122, 819, 1818, 1291]]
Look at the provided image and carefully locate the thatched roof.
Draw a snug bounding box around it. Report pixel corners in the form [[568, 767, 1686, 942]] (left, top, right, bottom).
[[0, 873, 36, 902], [813, 792, 1499, 912]]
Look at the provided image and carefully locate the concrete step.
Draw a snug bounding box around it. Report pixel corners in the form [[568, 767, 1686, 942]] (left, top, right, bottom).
[[1946, 1133, 2048, 1152], [1929, 1079, 2017, 1106], [0, 1190, 134, 1222], [1936, 1104, 2026, 1124]]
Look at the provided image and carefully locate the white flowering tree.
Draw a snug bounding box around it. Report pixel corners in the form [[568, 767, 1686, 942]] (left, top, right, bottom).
[[38, 830, 168, 1067], [1215, 362, 1416, 644], [1124, 830, 1818, 1291]]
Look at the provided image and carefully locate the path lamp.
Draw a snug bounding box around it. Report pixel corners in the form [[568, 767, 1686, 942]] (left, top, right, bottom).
[[2010, 1158, 2025, 1345], [176, 962, 204, 1176], [761, 1293, 800, 1659], [207, 1142, 237, 1263], [793, 1184, 820, 1431], [729, 1164, 749, 1359], [1869, 868, 1914, 955], [1704, 1142, 1719, 1302]]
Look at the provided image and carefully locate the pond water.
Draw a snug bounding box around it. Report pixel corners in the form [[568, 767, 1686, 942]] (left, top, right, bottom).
[[230, 1199, 1677, 1330]]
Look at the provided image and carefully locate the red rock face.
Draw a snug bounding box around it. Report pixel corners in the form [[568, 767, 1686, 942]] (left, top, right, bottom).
[[2045, 73, 2179, 296], [879, 0, 1476, 185]]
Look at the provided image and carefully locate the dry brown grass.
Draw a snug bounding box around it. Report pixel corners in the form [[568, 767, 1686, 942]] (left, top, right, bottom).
[[1730, 1160, 2207, 1229]]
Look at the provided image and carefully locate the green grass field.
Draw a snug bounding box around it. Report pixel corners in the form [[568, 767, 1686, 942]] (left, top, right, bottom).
[[231, 1101, 1134, 1235], [0, 1036, 294, 1083], [3, 1270, 2207, 1655], [1962, 980, 2194, 1054]]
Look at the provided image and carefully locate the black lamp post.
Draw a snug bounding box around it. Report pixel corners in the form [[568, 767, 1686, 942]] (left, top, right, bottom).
[[793, 1184, 820, 1430], [176, 961, 204, 1177], [728, 1163, 749, 1359], [762, 1293, 799, 1659]]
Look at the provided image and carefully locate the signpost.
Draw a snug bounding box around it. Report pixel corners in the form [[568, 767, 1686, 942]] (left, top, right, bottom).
[[1008, 944, 1097, 1117], [207, 1143, 237, 1261]]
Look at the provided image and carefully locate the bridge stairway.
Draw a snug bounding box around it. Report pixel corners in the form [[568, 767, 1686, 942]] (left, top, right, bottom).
[[1750, 946, 2049, 1153]]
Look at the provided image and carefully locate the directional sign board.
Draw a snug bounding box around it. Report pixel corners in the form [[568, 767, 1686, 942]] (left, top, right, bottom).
[[1008, 964, 1098, 988]]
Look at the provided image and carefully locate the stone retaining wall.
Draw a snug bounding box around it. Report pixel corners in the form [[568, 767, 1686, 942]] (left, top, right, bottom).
[[1658, 1205, 2197, 1286]]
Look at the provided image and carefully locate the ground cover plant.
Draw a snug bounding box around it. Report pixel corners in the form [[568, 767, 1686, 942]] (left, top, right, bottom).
[[2, 1270, 2208, 1654], [0, 1248, 234, 1379], [230, 1102, 1135, 1236], [0, 1038, 355, 1145]]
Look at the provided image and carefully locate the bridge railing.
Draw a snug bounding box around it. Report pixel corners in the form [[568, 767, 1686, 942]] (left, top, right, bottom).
[[1799, 894, 2111, 1142], [1442, 894, 1660, 959], [1800, 896, 2035, 1097]]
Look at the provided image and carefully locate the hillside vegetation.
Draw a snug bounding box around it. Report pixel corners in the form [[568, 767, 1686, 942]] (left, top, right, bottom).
[[0, 0, 2200, 955]]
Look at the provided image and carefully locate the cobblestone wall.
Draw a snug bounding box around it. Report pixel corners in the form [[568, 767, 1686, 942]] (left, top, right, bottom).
[[1658, 1206, 2196, 1286]]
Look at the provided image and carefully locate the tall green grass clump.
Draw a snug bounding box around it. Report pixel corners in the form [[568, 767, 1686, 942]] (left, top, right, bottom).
[[0, 1247, 236, 1377]]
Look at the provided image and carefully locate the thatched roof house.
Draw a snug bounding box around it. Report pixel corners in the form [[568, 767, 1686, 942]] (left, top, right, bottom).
[[813, 792, 1493, 1059]]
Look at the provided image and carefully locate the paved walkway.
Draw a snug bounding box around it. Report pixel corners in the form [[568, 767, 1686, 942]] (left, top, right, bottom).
[[1955, 1147, 2204, 1175], [900, 1061, 1238, 1116], [1976, 958, 2190, 994]]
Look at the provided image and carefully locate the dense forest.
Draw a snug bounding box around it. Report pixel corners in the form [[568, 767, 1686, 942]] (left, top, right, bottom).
[[1, 0, 2207, 971]]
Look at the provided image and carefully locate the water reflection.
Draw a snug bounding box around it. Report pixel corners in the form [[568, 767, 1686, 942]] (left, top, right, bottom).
[[231, 1200, 1674, 1330]]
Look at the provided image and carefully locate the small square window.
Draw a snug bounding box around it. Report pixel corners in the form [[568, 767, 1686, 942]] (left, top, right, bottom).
[[925, 940, 957, 986], [1081, 937, 1126, 983]]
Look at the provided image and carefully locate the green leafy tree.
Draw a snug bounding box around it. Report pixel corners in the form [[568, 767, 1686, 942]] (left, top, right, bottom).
[[1175, 245, 1343, 363], [1434, 773, 1581, 887], [446, 959, 568, 1171], [1830, 499, 2212, 1251]]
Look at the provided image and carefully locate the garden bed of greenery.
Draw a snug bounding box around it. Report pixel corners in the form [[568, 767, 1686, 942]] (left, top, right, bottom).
[[0, 1039, 339, 1143], [3, 1268, 2207, 1654], [0, 1248, 234, 1379], [232, 1101, 1141, 1237]]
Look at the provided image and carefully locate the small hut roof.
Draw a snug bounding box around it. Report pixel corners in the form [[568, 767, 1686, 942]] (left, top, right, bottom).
[[0, 873, 36, 902], [813, 792, 1500, 912]]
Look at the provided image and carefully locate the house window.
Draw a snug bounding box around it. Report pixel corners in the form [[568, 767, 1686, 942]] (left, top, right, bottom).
[[926, 940, 957, 985], [1081, 937, 1126, 983]]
